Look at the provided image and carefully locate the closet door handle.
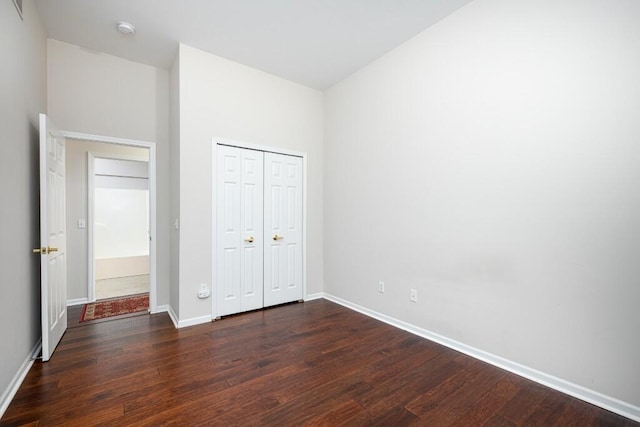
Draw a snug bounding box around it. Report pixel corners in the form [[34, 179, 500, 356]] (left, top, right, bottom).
[[244, 236, 254, 243], [273, 234, 284, 241]]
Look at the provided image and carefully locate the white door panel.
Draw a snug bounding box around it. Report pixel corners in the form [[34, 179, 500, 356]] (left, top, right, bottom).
[[39, 114, 67, 362], [239, 151, 264, 312], [217, 147, 242, 316], [216, 146, 264, 316], [264, 152, 303, 307]]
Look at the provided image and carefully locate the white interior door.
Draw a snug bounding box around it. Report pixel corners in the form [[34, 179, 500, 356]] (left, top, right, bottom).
[[263, 152, 303, 307], [216, 146, 264, 316], [38, 114, 67, 362]]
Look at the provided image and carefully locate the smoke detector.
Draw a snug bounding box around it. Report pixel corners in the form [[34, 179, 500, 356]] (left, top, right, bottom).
[[116, 21, 136, 35]]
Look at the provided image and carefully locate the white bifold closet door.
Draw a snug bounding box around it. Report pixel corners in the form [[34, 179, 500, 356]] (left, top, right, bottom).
[[216, 145, 303, 317]]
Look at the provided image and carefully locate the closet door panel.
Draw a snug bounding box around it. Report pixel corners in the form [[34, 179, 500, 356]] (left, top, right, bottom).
[[240, 151, 264, 312], [264, 152, 303, 307], [216, 146, 242, 316], [216, 146, 264, 316]]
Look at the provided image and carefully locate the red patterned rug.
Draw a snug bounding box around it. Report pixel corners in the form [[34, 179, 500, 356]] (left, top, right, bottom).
[[80, 293, 149, 322]]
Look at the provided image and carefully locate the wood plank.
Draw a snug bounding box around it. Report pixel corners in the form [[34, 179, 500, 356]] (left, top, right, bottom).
[[1, 300, 637, 426]]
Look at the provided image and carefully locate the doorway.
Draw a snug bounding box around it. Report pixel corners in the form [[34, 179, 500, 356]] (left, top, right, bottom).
[[63, 131, 158, 314], [91, 155, 149, 300]]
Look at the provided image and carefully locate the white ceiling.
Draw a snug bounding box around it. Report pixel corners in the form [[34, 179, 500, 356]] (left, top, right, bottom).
[[34, 0, 473, 90]]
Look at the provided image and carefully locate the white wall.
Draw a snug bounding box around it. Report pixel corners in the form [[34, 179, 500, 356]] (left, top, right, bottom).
[[324, 0, 640, 410], [95, 256, 149, 280], [94, 158, 149, 261], [48, 40, 171, 307], [65, 140, 148, 300], [169, 55, 180, 318], [93, 159, 149, 280], [0, 0, 46, 413], [94, 188, 149, 258], [177, 44, 324, 322]]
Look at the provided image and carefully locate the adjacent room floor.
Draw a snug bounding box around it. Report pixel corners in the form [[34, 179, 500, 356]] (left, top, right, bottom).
[[95, 274, 149, 300], [2, 300, 636, 425]]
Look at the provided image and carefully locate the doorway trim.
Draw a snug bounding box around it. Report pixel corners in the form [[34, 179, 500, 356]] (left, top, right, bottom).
[[62, 131, 158, 313], [211, 138, 308, 320]]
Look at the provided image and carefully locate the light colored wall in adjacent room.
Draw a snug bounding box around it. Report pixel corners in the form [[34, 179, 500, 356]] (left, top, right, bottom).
[[95, 256, 149, 280], [65, 139, 148, 300], [0, 0, 46, 414], [324, 0, 640, 410], [177, 44, 324, 322], [94, 188, 149, 259], [47, 40, 171, 307]]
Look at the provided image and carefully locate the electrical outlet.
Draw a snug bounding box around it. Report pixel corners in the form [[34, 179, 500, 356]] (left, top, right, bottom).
[[378, 281, 385, 293], [198, 283, 210, 299], [410, 289, 418, 302]]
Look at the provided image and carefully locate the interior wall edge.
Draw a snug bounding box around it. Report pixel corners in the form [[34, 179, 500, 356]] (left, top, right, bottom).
[[321, 293, 640, 423], [151, 305, 178, 329]]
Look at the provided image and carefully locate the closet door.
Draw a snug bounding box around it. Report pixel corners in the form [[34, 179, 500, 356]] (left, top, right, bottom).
[[263, 152, 303, 307], [216, 146, 264, 316]]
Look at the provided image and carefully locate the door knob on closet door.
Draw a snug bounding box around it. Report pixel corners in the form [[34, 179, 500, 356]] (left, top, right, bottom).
[[244, 236, 254, 243], [272, 234, 284, 241]]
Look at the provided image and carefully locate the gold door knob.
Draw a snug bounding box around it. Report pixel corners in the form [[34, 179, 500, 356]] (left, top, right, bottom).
[[33, 246, 59, 254], [244, 236, 254, 243], [273, 234, 284, 241]]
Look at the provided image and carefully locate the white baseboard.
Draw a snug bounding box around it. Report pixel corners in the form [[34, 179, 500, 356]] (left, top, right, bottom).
[[177, 314, 212, 329], [164, 305, 178, 328], [66, 298, 89, 306], [322, 293, 640, 423], [152, 304, 180, 329], [151, 304, 169, 314], [0, 339, 42, 419], [304, 292, 324, 301]]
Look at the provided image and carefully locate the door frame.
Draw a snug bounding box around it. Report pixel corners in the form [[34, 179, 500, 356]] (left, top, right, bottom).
[[63, 131, 158, 313], [211, 138, 308, 319]]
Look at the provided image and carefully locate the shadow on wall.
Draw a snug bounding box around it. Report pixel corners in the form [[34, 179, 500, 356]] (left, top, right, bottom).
[[29, 120, 41, 339]]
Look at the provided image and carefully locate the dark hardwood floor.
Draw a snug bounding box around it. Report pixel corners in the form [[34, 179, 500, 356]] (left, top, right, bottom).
[[2, 300, 636, 426]]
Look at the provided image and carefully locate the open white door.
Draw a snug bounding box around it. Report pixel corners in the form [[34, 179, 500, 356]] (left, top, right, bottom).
[[36, 113, 67, 362]]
